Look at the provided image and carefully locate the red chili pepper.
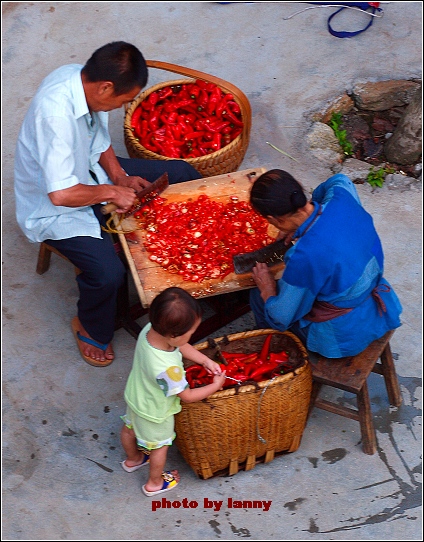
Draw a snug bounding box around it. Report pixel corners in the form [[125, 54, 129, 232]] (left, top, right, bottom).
[[174, 98, 195, 110], [223, 109, 243, 127], [165, 111, 179, 125], [131, 106, 143, 130], [139, 119, 149, 135], [194, 118, 211, 131], [231, 127, 243, 139], [259, 334, 273, 363], [161, 143, 181, 158], [222, 134, 232, 147], [198, 145, 213, 156], [142, 99, 154, 111], [205, 120, 231, 133], [196, 89, 209, 110], [189, 85, 200, 99], [250, 364, 278, 382], [185, 365, 200, 375], [221, 352, 258, 361], [184, 131, 206, 141], [185, 149, 202, 158], [221, 125, 233, 134], [226, 100, 241, 115], [206, 86, 223, 116], [148, 111, 160, 132], [148, 91, 159, 107], [211, 132, 222, 151], [133, 120, 145, 140], [141, 134, 159, 152], [222, 361, 239, 375], [269, 351, 289, 364], [194, 79, 209, 90], [185, 365, 211, 388], [184, 113, 197, 125], [170, 123, 182, 140], [151, 127, 166, 141], [215, 93, 234, 118], [158, 87, 173, 100]]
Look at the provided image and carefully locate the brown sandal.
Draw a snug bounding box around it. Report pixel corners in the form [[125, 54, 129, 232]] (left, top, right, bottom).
[[71, 317, 113, 367]]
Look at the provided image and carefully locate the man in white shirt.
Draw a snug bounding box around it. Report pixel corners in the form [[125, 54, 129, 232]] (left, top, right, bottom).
[[14, 41, 201, 367]]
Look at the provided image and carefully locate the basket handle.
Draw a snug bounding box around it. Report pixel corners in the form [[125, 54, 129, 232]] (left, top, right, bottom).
[[146, 60, 251, 144]]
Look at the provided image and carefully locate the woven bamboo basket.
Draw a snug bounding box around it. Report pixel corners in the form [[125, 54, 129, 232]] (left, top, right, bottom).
[[124, 60, 252, 178], [175, 329, 312, 479]]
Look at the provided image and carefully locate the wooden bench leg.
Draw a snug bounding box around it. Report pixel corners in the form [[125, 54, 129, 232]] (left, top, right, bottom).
[[379, 343, 402, 407], [36, 242, 81, 275], [356, 382, 377, 455], [36, 242, 52, 275]]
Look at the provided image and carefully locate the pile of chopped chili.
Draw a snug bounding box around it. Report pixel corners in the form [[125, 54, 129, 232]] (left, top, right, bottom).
[[130, 80, 244, 159], [136, 194, 274, 282]]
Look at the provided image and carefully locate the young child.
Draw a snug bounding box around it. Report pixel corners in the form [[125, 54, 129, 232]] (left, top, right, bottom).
[[120, 287, 226, 496]]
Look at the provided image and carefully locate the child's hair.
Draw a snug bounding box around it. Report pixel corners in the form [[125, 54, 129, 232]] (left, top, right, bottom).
[[149, 287, 203, 338]]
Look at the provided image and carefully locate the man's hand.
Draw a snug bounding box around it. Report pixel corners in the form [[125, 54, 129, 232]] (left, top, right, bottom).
[[115, 174, 150, 193], [48, 183, 137, 212], [110, 185, 139, 214]]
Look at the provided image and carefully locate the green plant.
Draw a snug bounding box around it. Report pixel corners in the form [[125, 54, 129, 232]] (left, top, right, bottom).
[[366, 165, 395, 188], [328, 112, 354, 156]]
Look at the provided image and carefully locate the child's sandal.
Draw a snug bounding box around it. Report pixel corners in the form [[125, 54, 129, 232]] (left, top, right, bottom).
[[120, 451, 150, 473], [142, 471, 179, 497]]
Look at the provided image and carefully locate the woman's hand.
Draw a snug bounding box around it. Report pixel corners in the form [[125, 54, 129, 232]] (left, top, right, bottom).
[[275, 230, 295, 246], [252, 262, 277, 301]]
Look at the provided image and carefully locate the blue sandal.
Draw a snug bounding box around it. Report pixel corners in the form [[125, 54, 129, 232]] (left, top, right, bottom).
[[76, 332, 108, 351]]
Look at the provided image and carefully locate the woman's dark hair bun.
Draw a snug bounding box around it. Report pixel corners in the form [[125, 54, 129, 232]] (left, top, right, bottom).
[[290, 190, 307, 209], [249, 169, 306, 217]]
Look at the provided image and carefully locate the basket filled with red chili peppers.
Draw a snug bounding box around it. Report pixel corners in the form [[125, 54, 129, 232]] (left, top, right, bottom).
[[175, 329, 312, 479], [124, 60, 251, 178]]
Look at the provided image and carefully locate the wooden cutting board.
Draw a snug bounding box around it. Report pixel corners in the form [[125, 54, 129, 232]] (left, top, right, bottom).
[[115, 168, 285, 307]]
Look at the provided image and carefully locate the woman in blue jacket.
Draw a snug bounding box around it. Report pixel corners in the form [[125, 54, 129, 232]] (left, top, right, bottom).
[[249, 169, 402, 358]]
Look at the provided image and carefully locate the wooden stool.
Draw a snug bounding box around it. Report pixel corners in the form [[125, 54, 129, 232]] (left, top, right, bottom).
[[36, 242, 81, 275], [308, 330, 402, 455]]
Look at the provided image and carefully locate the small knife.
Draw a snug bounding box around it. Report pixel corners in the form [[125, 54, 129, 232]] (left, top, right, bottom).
[[100, 172, 169, 216]]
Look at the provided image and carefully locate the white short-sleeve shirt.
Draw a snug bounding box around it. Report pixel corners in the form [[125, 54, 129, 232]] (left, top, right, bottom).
[[14, 64, 112, 242]]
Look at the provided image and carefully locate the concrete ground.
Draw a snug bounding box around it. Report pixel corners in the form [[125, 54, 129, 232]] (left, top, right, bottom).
[[2, 2, 422, 540]]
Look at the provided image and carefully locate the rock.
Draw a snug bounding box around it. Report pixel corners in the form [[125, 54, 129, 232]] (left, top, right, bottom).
[[384, 86, 422, 164], [385, 173, 417, 191], [352, 80, 421, 111], [306, 122, 344, 165], [307, 80, 422, 179], [319, 94, 355, 124], [339, 158, 373, 182]]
